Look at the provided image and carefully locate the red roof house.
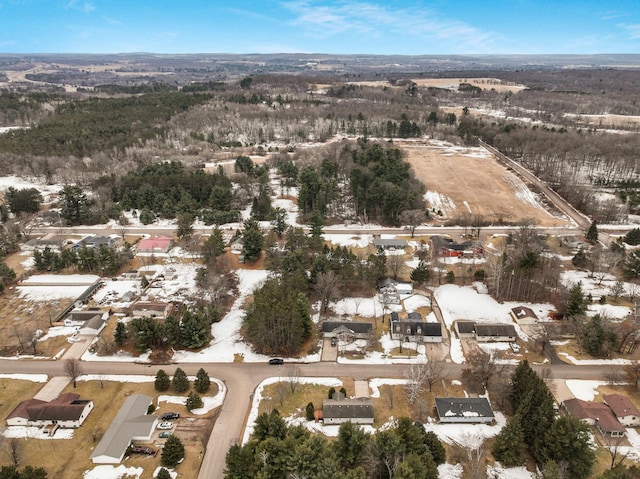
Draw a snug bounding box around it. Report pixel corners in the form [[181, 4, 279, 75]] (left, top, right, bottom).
[[137, 235, 173, 253]]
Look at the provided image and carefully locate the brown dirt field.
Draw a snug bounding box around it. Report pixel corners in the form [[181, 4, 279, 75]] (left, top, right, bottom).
[[411, 77, 527, 93], [400, 141, 570, 227]]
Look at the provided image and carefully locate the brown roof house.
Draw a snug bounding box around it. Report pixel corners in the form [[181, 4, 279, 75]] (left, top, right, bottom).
[[563, 398, 625, 437], [604, 394, 640, 427], [510, 306, 539, 324], [130, 301, 173, 319], [6, 393, 93, 428], [91, 394, 157, 464], [323, 392, 374, 425]]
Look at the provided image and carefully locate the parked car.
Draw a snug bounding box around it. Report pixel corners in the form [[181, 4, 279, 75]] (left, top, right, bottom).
[[268, 358, 284, 365], [331, 337, 337, 347], [161, 412, 180, 420], [157, 421, 173, 430], [131, 446, 155, 455], [158, 431, 173, 439]]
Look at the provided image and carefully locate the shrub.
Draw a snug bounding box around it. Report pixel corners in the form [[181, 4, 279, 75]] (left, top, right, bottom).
[[305, 402, 315, 421], [186, 391, 203, 411]]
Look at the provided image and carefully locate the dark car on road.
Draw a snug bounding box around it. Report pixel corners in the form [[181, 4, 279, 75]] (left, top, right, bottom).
[[268, 358, 284, 365], [161, 412, 180, 420]]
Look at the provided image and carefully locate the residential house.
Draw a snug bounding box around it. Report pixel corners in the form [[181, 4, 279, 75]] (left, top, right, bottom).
[[323, 393, 374, 425], [321, 321, 373, 340], [230, 238, 244, 253], [130, 301, 173, 319], [563, 398, 625, 437], [390, 313, 442, 343], [430, 235, 483, 259], [6, 393, 93, 428], [435, 397, 495, 424], [604, 394, 640, 427], [72, 235, 117, 252], [510, 306, 539, 324], [64, 309, 108, 336], [475, 324, 517, 342], [91, 394, 158, 464], [374, 238, 408, 251], [137, 235, 173, 254], [20, 237, 62, 253]]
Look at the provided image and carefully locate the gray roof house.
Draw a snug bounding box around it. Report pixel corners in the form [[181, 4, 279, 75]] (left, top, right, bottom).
[[374, 238, 408, 250], [475, 324, 517, 342], [91, 394, 157, 464], [321, 321, 373, 339], [435, 397, 495, 424], [64, 310, 108, 336], [391, 320, 442, 343], [323, 394, 374, 425]]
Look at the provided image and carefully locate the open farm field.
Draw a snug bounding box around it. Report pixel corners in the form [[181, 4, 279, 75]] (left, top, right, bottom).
[[400, 140, 570, 227]]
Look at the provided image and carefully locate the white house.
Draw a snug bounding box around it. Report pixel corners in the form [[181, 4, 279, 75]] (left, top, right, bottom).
[[6, 393, 93, 428]]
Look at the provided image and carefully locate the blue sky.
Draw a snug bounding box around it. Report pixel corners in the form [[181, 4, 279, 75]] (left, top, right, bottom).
[[1, 0, 639, 54]]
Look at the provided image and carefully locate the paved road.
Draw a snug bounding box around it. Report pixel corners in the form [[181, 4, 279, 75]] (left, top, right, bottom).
[[0, 358, 617, 478]]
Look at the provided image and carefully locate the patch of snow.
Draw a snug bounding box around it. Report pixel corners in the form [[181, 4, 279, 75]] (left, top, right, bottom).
[[424, 412, 506, 448], [486, 463, 535, 479], [565, 380, 607, 401], [560, 354, 633, 366], [369, 378, 410, 398], [83, 465, 143, 479], [0, 373, 48, 382], [439, 463, 464, 479], [2, 426, 74, 439], [324, 234, 372, 248]]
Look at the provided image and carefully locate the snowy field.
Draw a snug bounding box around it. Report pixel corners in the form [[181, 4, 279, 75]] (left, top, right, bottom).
[[561, 270, 634, 319]]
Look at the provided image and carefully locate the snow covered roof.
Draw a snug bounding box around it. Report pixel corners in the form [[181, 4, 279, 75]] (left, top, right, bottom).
[[435, 397, 494, 423]]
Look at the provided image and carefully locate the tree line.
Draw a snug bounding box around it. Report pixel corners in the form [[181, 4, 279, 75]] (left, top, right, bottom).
[[225, 413, 445, 479]]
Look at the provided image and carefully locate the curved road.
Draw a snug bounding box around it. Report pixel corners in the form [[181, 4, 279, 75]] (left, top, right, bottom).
[[0, 358, 618, 478]]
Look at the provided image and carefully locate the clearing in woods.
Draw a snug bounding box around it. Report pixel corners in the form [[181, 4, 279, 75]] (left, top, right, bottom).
[[400, 140, 570, 227]]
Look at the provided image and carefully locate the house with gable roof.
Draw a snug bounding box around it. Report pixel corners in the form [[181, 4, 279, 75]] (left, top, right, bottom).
[[435, 397, 495, 424], [137, 235, 173, 254], [604, 394, 640, 427], [91, 394, 157, 464], [322, 392, 374, 425], [6, 393, 93, 428], [563, 398, 625, 437]]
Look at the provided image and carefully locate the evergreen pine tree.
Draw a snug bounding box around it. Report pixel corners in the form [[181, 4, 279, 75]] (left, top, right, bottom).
[[171, 367, 190, 393], [492, 415, 527, 466], [586, 221, 599, 243], [566, 282, 587, 318], [114, 322, 126, 346], [186, 391, 203, 411], [157, 468, 171, 479], [305, 402, 315, 421], [161, 434, 185, 467], [194, 368, 211, 393], [154, 369, 170, 392]]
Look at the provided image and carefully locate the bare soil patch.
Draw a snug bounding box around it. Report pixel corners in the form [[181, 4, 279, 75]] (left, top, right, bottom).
[[400, 141, 570, 227], [411, 77, 527, 93]]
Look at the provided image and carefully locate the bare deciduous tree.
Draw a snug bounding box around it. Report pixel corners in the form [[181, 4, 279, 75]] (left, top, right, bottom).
[[400, 209, 426, 238], [314, 270, 342, 315], [64, 358, 82, 388], [386, 253, 405, 281], [3, 437, 23, 467], [286, 364, 301, 394]]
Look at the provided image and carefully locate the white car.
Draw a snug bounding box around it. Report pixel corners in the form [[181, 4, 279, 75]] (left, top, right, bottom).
[[157, 421, 173, 430]]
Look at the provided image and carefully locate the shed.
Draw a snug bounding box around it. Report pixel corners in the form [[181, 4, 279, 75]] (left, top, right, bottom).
[[455, 321, 476, 338], [435, 397, 495, 424], [510, 306, 539, 324]]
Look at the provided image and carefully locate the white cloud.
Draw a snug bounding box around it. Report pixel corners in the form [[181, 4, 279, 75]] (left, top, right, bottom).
[[281, 0, 496, 49], [621, 23, 640, 39], [65, 0, 96, 14]]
